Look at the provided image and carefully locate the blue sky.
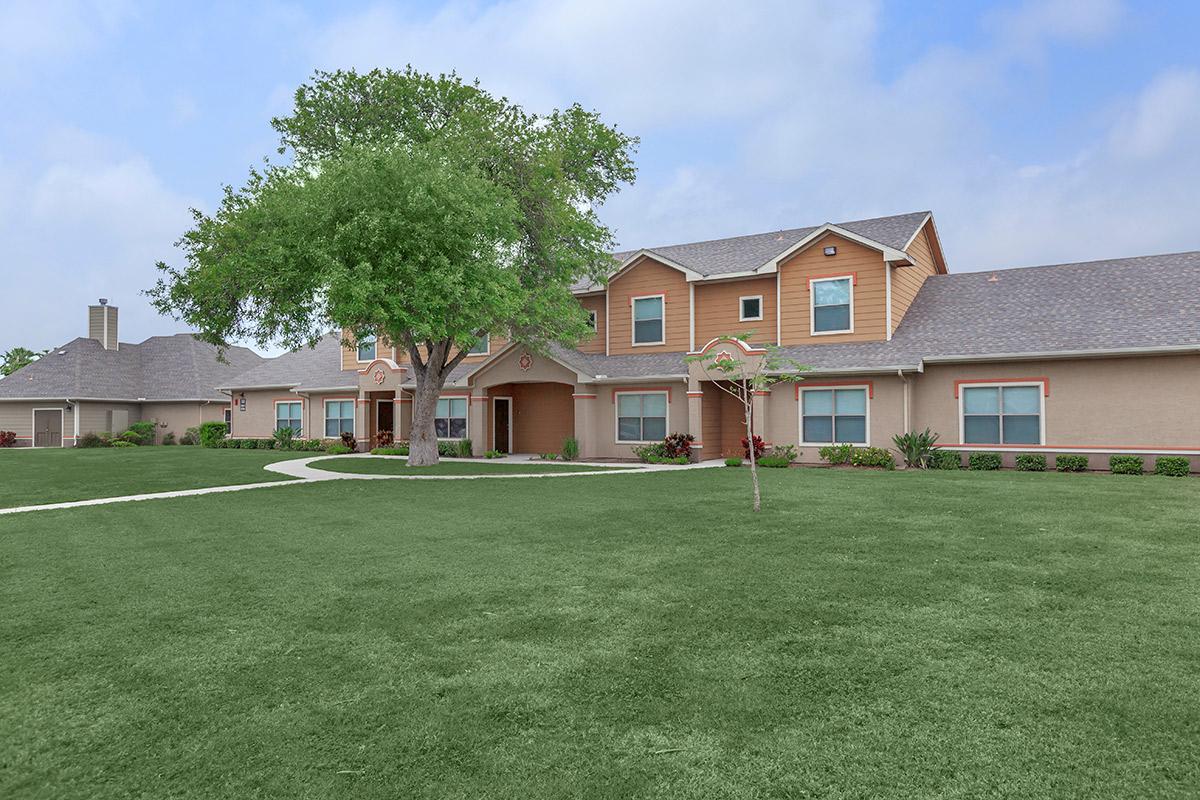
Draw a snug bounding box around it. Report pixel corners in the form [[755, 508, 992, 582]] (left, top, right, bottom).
[[3, 0, 1199, 352]]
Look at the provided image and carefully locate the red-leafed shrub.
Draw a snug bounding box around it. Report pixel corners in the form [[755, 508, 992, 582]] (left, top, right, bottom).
[[742, 435, 765, 460], [340, 431, 358, 451], [663, 432, 695, 459], [0, 430, 16, 447]]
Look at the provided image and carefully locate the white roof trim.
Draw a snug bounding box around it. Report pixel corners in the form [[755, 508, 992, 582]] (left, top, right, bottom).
[[764, 223, 909, 269], [901, 212, 933, 251], [608, 250, 704, 284], [460, 340, 594, 384]]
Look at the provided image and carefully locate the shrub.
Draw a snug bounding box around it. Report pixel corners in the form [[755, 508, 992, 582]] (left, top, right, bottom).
[[198, 421, 228, 448], [340, 431, 357, 452], [162, 432, 176, 445], [0, 430, 16, 447], [294, 438, 325, 452], [376, 430, 394, 448], [1154, 456, 1190, 477], [77, 431, 106, 448], [372, 446, 410, 456], [725, 457, 743, 467], [1055, 454, 1088, 472], [968, 452, 1002, 471], [818, 443, 855, 465], [484, 449, 504, 459], [930, 449, 962, 470], [663, 432, 695, 460], [273, 427, 295, 450], [632, 442, 668, 462], [118, 431, 143, 445], [1015, 453, 1046, 472], [180, 427, 199, 446], [893, 428, 939, 468], [742, 435, 765, 460], [540, 452, 559, 460], [851, 447, 896, 470], [109, 440, 137, 448], [562, 437, 579, 461], [122, 421, 157, 446], [456, 438, 473, 458], [437, 441, 458, 457], [325, 444, 353, 455], [1110, 455, 1144, 475]]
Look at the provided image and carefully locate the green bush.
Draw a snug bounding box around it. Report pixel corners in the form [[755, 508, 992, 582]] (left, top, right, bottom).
[[930, 449, 962, 470], [294, 439, 325, 451], [725, 457, 743, 467], [77, 431, 107, 448], [109, 440, 137, 448], [1015, 453, 1046, 472], [562, 437, 580, 462], [121, 421, 157, 446], [968, 452, 1002, 471], [540, 452, 559, 460], [437, 441, 458, 457], [632, 442, 668, 462], [372, 446, 410, 456], [484, 449, 504, 459], [198, 421, 228, 448], [893, 428, 939, 468], [325, 444, 353, 455], [1110, 455, 1144, 475], [273, 427, 295, 450], [758, 444, 796, 468], [851, 447, 896, 470], [180, 427, 199, 446], [1154, 456, 1190, 477], [643, 454, 688, 465], [1055, 454, 1088, 472], [818, 443, 855, 465], [456, 439, 473, 458], [162, 432, 176, 445]]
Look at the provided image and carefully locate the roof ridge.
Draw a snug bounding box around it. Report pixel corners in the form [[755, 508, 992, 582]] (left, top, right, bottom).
[[938, 250, 1200, 278]]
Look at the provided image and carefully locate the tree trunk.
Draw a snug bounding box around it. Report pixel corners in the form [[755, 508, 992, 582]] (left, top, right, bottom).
[[408, 375, 442, 466], [744, 392, 760, 513]]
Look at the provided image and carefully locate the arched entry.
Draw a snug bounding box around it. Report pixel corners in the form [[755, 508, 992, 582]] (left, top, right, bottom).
[[486, 382, 574, 454]]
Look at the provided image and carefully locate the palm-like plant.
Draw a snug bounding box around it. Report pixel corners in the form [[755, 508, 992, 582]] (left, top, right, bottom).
[[893, 428, 940, 469]]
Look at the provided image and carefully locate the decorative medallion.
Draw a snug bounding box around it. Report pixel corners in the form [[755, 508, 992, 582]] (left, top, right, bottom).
[[373, 369, 386, 385], [518, 352, 533, 372], [715, 350, 734, 365]]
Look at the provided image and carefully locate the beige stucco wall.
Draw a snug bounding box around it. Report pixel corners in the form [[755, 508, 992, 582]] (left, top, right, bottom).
[[141, 401, 227, 442], [762, 375, 907, 464], [77, 402, 141, 438], [0, 401, 77, 446]]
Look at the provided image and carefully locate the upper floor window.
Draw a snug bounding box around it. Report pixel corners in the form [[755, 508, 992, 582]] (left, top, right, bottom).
[[357, 335, 377, 362], [961, 384, 1042, 445], [811, 277, 853, 335], [616, 392, 668, 442], [324, 400, 355, 438], [800, 388, 867, 445], [435, 397, 468, 439], [632, 295, 664, 345], [587, 309, 597, 331], [275, 401, 302, 435], [466, 334, 489, 355], [739, 295, 763, 321]]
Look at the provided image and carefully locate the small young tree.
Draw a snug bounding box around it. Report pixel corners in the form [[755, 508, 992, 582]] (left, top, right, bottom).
[[685, 336, 808, 512]]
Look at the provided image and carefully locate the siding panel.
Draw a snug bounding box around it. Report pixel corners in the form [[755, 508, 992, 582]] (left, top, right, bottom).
[[607, 257, 690, 355], [778, 234, 888, 344]]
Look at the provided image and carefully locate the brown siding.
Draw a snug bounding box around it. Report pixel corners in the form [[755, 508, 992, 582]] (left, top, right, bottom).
[[607, 256, 690, 354], [778, 233, 888, 344], [577, 294, 606, 354], [890, 220, 939, 334], [485, 382, 575, 455], [700, 382, 723, 455], [694, 276, 777, 347]]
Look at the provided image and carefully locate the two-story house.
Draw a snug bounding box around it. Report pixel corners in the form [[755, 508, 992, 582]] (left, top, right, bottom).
[[218, 210, 1200, 470]]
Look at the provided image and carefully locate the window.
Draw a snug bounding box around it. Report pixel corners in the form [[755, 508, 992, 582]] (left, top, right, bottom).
[[962, 385, 1042, 445], [466, 334, 489, 355], [223, 408, 232, 434], [275, 401, 302, 435], [800, 388, 867, 445], [632, 295, 664, 345], [739, 295, 763, 321], [324, 400, 355, 438], [616, 392, 667, 442], [357, 336, 377, 362], [435, 397, 468, 439], [587, 309, 597, 331], [811, 277, 852, 334]]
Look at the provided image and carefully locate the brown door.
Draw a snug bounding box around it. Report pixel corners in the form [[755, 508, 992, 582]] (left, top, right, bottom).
[[377, 401, 394, 445], [34, 410, 63, 448], [493, 398, 511, 453]]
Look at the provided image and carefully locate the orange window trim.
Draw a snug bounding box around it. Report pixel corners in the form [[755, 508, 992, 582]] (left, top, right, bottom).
[[954, 377, 1049, 398], [795, 380, 874, 399], [610, 386, 673, 403]]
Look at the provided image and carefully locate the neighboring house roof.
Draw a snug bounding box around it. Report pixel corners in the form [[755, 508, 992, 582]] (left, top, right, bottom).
[[222, 332, 356, 391], [574, 210, 931, 291], [0, 334, 263, 401]]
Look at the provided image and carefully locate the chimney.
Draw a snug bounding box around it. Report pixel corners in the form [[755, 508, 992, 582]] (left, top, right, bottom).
[[88, 299, 119, 350]]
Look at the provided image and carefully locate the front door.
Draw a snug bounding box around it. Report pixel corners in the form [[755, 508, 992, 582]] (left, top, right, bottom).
[[33, 409, 63, 448], [493, 398, 511, 453], [376, 400, 394, 446]]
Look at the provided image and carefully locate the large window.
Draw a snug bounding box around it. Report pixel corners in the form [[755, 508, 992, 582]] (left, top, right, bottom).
[[962, 384, 1042, 444], [357, 335, 377, 362], [616, 392, 668, 442], [275, 401, 302, 435], [800, 388, 867, 445], [435, 397, 468, 439], [811, 277, 852, 334], [739, 295, 763, 321], [632, 295, 664, 345], [466, 334, 489, 355], [324, 400, 355, 438]]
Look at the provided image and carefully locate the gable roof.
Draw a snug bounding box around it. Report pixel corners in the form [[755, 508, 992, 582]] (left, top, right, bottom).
[[0, 334, 263, 401], [575, 210, 932, 291], [221, 332, 357, 391]]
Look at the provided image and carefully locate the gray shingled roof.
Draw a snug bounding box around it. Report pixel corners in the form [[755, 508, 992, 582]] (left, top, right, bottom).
[[575, 210, 930, 291], [222, 332, 357, 391], [0, 334, 263, 401]]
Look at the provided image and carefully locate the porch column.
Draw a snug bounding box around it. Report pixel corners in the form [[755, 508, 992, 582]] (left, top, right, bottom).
[[467, 394, 487, 456], [355, 391, 368, 451], [573, 383, 598, 459], [687, 384, 704, 457], [751, 390, 769, 441]]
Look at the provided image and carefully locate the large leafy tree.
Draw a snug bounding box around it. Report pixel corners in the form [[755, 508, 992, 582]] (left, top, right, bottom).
[[1, 347, 41, 377], [149, 68, 637, 464]]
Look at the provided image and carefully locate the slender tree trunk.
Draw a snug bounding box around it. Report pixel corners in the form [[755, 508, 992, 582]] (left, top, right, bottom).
[[744, 387, 760, 513], [408, 375, 441, 466]]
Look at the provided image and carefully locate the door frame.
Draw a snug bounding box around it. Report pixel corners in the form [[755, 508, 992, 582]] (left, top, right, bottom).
[[492, 396, 513, 453], [31, 407, 65, 449], [375, 398, 395, 443]]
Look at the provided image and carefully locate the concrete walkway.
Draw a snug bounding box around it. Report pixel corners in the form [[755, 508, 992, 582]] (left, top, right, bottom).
[[0, 454, 722, 516]]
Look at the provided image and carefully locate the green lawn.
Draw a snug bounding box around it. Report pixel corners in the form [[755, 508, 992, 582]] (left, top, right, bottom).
[[0, 447, 307, 508], [2, 468, 1199, 798], [311, 456, 631, 475]]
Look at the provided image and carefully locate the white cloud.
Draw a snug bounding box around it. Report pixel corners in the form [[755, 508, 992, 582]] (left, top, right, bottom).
[[0, 0, 133, 84]]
